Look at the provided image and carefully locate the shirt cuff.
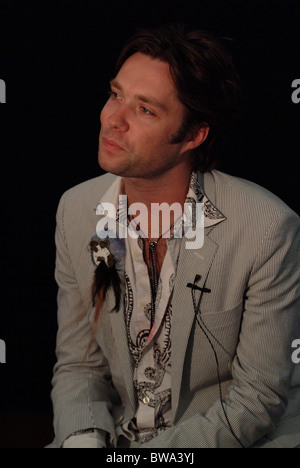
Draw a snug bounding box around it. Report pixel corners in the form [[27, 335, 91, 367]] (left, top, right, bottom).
[[62, 429, 107, 448]]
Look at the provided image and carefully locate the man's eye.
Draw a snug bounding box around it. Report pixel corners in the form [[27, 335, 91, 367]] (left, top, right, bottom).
[[140, 106, 154, 116], [108, 91, 121, 100]]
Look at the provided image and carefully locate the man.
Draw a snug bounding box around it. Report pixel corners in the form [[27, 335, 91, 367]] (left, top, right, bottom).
[[49, 25, 300, 448]]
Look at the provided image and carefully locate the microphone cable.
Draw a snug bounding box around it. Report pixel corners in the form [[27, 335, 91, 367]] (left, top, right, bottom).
[[187, 275, 246, 449]]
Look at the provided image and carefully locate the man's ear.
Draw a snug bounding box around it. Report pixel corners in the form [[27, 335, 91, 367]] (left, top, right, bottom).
[[183, 125, 210, 152], [191, 125, 210, 149]]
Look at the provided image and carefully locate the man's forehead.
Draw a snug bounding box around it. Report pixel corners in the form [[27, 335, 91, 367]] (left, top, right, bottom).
[[117, 52, 171, 76]]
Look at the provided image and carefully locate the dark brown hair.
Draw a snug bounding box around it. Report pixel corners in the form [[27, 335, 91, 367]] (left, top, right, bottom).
[[115, 24, 241, 171]]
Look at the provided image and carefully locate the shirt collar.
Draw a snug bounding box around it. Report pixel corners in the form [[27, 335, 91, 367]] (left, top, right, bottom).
[[96, 171, 226, 229], [187, 172, 226, 227]]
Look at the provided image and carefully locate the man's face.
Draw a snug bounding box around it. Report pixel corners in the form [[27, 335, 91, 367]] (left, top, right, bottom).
[[98, 52, 193, 179]]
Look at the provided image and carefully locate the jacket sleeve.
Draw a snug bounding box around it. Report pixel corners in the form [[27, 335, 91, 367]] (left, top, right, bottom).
[[50, 193, 115, 448], [142, 209, 300, 448]]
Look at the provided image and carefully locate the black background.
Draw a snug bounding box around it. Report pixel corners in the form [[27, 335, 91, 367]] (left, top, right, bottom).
[[0, 0, 299, 448]]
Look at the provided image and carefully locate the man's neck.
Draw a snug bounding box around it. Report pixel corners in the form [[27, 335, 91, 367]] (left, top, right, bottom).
[[122, 165, 193, 210], [122, 164, 193, 241]]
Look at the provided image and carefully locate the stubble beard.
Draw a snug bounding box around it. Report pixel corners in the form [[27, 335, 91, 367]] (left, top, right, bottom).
[[99, 146, 179, 180], [98, 116, 190, 179]]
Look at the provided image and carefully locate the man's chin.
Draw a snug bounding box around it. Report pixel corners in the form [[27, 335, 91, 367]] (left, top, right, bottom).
[[98, 150, 120, 173], [98, 156, 129, 177], [98, 152, 164, 179]]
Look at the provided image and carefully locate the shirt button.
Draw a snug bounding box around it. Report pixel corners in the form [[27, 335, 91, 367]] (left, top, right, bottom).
[[143, 396, 151, 405], [134, 251, 140, 259]]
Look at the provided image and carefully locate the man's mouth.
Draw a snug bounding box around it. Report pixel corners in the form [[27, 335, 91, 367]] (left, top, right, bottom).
[[102, 137, 125, 152]]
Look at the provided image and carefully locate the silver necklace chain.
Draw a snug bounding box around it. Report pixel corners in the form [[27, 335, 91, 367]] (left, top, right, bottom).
[[128, 212, 175, 328]]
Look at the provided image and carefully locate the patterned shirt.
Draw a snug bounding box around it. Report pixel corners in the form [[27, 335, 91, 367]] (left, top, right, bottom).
[[124, 225, 180, 443]]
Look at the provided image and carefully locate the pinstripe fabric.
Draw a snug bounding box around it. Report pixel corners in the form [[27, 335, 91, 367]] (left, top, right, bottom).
[[50, 170, 300, 448]]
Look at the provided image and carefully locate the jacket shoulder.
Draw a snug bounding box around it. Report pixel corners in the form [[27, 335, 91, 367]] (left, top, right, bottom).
[[211, 170, 299, 222], [57, 173, 118, 228], [62, 172, 117, 201], [56, 172, 118, 214]]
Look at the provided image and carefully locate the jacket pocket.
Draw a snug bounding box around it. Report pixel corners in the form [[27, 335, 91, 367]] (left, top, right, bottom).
[[197, 300, 243, 331]]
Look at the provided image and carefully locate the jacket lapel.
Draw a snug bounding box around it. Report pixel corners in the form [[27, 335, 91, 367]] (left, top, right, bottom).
[[171, 171, 226, 421], [94, 193, 137, 413], [171, 233, 220, 420], [106, 275, 137, 413]]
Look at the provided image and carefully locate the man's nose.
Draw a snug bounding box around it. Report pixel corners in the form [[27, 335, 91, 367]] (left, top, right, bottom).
[[107, 104, 130, 131]]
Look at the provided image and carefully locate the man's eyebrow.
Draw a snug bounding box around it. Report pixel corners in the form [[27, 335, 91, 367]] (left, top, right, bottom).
[[110, 78, 122, 91], [109, 78, 168, 112], [135, 94, 168, 112]]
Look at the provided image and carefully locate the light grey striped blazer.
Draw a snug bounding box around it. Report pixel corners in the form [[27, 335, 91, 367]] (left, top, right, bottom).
[[49, 170, 300, 448]]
